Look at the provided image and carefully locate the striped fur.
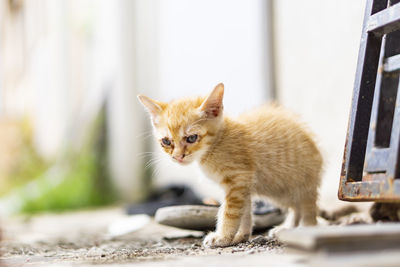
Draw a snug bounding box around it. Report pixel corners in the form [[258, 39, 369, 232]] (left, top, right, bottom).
[[138, 83, 323, 247]]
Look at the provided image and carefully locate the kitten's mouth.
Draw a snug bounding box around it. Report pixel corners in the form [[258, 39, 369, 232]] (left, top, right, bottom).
[[173, 156, 193, 165]]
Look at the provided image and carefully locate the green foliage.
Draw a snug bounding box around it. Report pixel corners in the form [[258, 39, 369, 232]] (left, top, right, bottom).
[[18, 106, 117, 213], [0, 118, 49, 196], [20, 149, 116, 213]]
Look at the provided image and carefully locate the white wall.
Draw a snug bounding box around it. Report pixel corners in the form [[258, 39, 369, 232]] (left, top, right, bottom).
[[273, 0, 366, 209], [156, 0, 273, 112], [136, 0, 274, 199]]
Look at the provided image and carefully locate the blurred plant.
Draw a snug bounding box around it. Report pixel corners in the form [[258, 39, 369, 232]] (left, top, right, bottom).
[[0, 105, 117, 214], [19, 106, 117, 213], [0, 118, 49, 196]]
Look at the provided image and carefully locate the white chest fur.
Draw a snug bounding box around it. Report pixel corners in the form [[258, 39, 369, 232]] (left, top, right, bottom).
[[197, 161, 223, 184]]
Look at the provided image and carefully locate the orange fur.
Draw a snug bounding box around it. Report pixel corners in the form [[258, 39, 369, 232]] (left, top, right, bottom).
[[138, 83, 323, 247]]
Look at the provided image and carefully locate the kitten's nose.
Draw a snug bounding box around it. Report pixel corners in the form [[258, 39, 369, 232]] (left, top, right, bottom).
[[173, 154, 185, 162]]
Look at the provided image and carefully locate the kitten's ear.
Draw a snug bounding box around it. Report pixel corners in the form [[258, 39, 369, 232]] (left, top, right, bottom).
[[137, 95, 165, 119], [200, 83, 224, 118]]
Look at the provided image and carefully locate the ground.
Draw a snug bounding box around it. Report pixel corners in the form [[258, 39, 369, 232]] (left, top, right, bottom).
[[1, 208, 305, 267], [2, 207, 399, 267]]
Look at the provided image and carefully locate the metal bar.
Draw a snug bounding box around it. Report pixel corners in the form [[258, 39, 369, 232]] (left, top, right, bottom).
[[364, 148, 391, 172], [384, 54, 400, 72], [367, 3, 400, 35], [340, 0, 376, 188], [339, 0, 400, 202], [340, 179, 400, 202], [343, 34, 382, 181], [364, 35, 387, 173], [386, 73, 400, 179]]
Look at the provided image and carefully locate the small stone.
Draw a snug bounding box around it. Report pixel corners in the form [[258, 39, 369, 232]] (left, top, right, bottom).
[[232, 247, 244, 253], [152, 242, 164, 247], [86, 247, 104, 257], [191, 243, 200, 249], [246, 249, 256, 255]]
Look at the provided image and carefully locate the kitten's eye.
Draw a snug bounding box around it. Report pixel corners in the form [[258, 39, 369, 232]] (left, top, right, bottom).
[[186, 134, 198, 144], [162, 137, 171, 146]]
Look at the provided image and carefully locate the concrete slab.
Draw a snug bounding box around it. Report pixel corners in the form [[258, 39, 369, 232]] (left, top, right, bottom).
[[277, 223, 400, 252]]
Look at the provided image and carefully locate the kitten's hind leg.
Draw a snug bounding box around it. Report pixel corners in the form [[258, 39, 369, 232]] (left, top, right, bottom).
[[268, 207, 301, 237], [293, 207, 301, 227], [232, 198, 253, 244], [301, 200, 317, 226]]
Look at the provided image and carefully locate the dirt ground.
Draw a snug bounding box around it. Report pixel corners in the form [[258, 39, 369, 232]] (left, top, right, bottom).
[[3, 207, 400, 267], [0, 208, 291, 267]]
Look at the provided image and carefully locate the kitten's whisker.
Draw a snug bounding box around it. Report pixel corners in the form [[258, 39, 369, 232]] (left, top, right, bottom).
[[144, 157, 163, 170], [152, 164, 162, 178], [135, 130, 154, 139], [137, 151, 164, 160], [137, 151, 158, 157]]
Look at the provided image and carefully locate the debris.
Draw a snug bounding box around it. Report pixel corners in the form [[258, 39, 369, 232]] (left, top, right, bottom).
[[107, 214, 150, 237], [162, 231, 204, 241], [250, 235, 269, 245], [370, 202, 400, 222], [246, 249, 256, 255], [86, 247, 105, 257]]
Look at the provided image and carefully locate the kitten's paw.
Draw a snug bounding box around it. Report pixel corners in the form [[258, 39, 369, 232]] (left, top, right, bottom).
[[232, 232, 250, 244], [203, 232, 233, 248], [268, 225, 288, 238]]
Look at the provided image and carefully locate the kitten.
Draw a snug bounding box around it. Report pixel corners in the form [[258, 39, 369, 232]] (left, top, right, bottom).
[[138, 83, 323, 247]]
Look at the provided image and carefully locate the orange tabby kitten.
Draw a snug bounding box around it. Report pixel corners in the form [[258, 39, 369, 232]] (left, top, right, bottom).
[[138, 83, 323, 247]]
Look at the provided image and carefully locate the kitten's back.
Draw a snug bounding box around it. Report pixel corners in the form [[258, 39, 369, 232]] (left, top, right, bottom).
[[237, 104, 322, 202]]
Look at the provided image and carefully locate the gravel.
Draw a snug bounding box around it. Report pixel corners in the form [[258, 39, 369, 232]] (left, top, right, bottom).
[[0, 209, 283, 266]]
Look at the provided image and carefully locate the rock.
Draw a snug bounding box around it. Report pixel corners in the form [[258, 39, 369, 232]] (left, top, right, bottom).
[[155, 205, 285, 231], [191, 243, 201, 249], [246, 249, 256, 255], [162, 231, 204, 240], [86, 247, 105, 257], [155, 205, 218, 231]]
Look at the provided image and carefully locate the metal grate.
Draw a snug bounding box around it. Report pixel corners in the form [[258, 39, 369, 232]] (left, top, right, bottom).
[[339, 0, 400, 201]]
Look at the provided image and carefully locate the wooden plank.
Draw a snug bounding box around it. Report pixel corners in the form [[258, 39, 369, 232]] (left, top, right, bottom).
[[277, 224, 400, 252]]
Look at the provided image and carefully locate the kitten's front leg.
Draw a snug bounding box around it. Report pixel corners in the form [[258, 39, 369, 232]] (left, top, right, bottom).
[[232, 197, 252, 244], [203, 181, 251, 248]]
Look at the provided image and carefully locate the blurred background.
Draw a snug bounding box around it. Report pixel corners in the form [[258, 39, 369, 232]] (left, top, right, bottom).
[[0, 0, 365, 216]]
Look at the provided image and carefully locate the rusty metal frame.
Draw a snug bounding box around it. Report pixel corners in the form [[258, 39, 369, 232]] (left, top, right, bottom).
[[339, 0, 400, 201]]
